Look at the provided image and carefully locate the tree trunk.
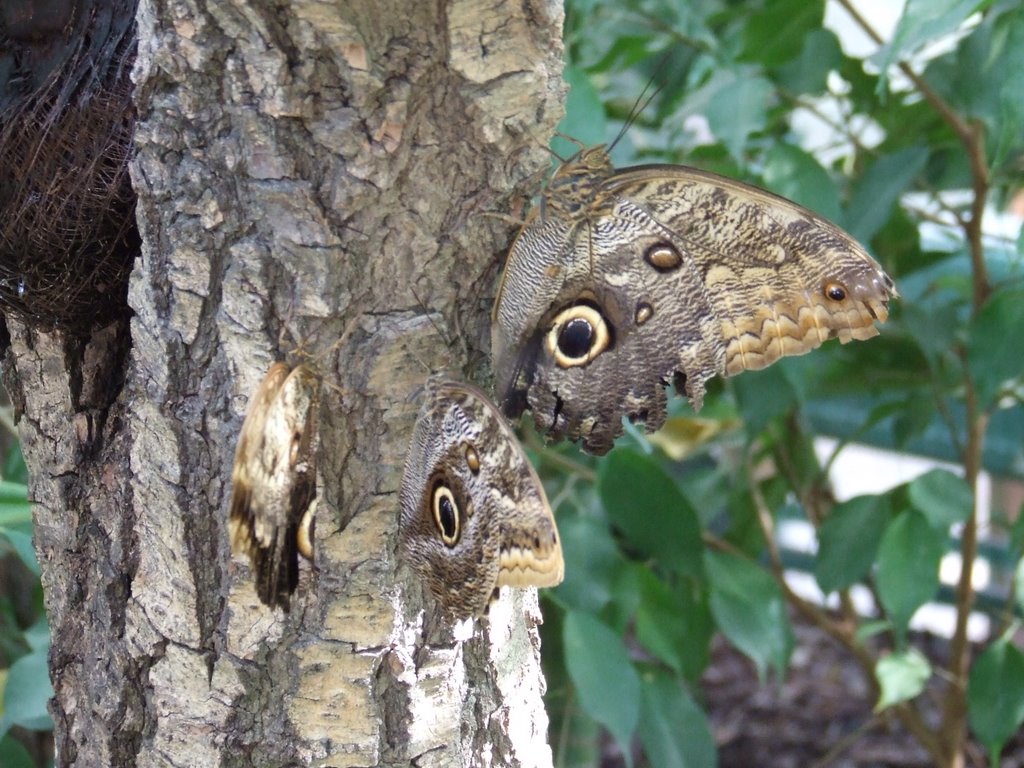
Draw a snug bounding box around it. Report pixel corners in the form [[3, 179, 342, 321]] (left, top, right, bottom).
[[6, 0, 566, 764]]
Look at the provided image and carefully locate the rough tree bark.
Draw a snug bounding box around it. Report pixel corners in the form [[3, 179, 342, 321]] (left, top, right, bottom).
[[5, 0, 566, 765]]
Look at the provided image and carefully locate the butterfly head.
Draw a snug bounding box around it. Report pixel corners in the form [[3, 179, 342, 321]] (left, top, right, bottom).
[[544, 145, 616, 218]]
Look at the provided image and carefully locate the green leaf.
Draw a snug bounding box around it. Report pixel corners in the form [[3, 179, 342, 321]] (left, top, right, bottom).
[[563, 611, 641, 764], [876, 510, 944, 639], [855, 620, 891, 643], [598, 450, 704, 579], [539, 609, 602, 768], [684, 68, 772, 161], [2, 446, 27, 487], [739, 0, 824, 68], [761, 143, 842, 222], [775, 28, 843, 95], [875, 0, 986, 94], [1012, 504, 1024, 555], [1015, 556, 1024, 616], [731, 363, 800, 436], [0, 481, 31, 533], [968, 287, 1024, 407], [633, 569, 713, 680], [0, 531, 39, 576], [0, 734, 36, 768], [705, 550, 793, 679], [23, 618, 50, 653], [555, 66, 607, 157], [844, 147, 929, 243], [554, 514, 625, 613], [923, 3, 1024, 159], [968, 636, 1024, 759], [815, 495, 891, 593], [900, 301, 962, 367], [637, 666, 717, 768], [0, 643, 53, 737], [875, 648, 932, 710], [891, 393, 938, 449], [907, 469, 972, 530]]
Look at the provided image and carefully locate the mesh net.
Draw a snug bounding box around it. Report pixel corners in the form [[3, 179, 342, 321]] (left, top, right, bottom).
[[0, 1, 138, 332]]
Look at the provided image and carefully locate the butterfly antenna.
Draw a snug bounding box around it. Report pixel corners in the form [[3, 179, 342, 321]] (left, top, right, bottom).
[[410, 285, 456, 350], [609, 69, 665, 153], [308, 309, 364, 370]]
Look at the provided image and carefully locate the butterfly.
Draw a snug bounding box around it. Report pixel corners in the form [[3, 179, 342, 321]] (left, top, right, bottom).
[[400, 379, 564, 619], [492, 145, 896, 454], [229, 362, 320, 610]]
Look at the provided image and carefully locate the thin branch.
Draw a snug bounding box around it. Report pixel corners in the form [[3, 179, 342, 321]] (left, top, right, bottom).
[[834, 0, 991, 307], [808, 714, 879, 768], [523, 430, 597, 484], [940, 373, 990, 761], [743, 446, 946, 762]]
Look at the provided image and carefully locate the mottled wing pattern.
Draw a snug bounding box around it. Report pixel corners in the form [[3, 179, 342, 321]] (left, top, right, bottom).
[[607, 166, 895, 375], [229, 362, 320, 610], [399, 379, 563, 620], [492, 147, 896, 454]]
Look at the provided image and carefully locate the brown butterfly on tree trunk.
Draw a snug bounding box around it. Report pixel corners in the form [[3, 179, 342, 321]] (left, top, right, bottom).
[[229, 362, 320, 611], [492, 145, 897, 455], [227, 314, 361, 610], [400, 379, 564, 620]]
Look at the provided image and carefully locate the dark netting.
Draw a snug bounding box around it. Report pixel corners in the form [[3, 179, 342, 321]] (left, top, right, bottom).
[[0, 0, 138, 332]]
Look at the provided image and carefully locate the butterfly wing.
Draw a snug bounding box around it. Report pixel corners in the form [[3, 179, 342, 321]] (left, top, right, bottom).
[[607, 165, 896, 373], [399, 379, 563, 619], [229, 363, 320, 609], [492, 157, 896, 455]]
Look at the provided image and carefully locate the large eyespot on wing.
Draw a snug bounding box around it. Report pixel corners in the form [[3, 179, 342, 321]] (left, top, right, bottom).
[[494, 152, 898, 457], [545, 303, 613, 368], [491, 196, 584, 420], [430, 477, 461, 547], [399, 379, 564, 619], [399, 381, 502, 619]]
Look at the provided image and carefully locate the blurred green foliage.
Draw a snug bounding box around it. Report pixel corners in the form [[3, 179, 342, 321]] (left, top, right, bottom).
[[0, 413, 51, 767], [535, 1, 1024, 766]]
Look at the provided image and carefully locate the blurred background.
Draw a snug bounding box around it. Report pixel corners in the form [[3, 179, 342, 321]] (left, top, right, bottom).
[[530, 1, 1024, 766]]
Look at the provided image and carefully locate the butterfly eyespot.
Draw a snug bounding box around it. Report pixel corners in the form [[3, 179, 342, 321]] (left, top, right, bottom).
[[824, 282, 848, 301], [465, 444, 481, 474], [431, 482, 460, 547], [297, 500, 316, 561], [635, 302, 654, 326], [644, 243, 683, 272], [546, 304, 611, 368]]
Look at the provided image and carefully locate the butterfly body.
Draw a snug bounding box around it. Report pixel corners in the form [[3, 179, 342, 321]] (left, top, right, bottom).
[[493, 146, 896, 454], [400, 379, 564, 620]]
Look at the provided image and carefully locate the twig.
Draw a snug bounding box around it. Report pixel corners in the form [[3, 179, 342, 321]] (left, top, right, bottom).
[[808, 713, 879, 768], [834, 0, 991, 307], [939, 373, 990, 761], [522, 429, 597, 484], [743, 445, 946, 762]]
